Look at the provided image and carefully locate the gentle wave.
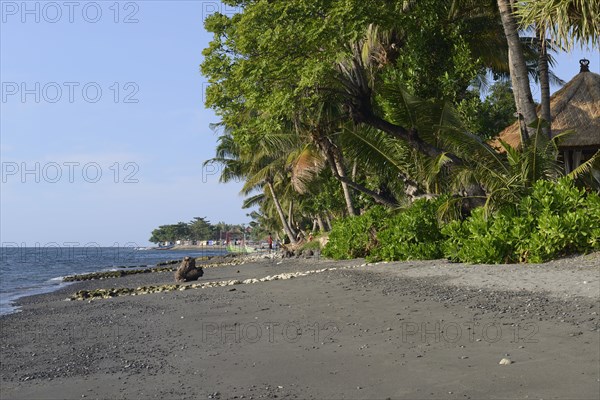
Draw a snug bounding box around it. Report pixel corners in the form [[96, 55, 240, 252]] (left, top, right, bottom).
[[0, 247, 228, 316]]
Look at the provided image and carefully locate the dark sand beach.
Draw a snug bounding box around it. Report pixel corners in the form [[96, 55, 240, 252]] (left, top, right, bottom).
[[1, 254, 599, 399]]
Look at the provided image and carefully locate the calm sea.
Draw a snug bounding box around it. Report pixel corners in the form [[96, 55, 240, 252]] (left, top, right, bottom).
[[0, 246, 228, 316]]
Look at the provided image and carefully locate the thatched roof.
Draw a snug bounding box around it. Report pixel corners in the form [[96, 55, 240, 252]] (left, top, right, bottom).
[[492, 70, 600, 150]]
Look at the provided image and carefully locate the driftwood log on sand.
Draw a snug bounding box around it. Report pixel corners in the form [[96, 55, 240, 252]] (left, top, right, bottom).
[[174, 256, 204, 282]]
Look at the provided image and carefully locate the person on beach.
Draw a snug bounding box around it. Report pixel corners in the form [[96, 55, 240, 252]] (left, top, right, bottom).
[[268, 233, 273, 251]]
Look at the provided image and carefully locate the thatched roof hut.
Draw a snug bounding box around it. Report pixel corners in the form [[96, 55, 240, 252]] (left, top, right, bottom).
[[491, 60, 599, 173]]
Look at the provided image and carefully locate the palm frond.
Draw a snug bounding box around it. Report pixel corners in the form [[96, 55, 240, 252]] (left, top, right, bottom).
[[288, 144, 326, 193], [567, 150, 600, 180], [242, 193, 266, 209]]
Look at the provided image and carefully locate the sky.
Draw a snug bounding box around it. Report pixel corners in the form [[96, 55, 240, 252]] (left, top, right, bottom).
[[1, 1, 599, 246]]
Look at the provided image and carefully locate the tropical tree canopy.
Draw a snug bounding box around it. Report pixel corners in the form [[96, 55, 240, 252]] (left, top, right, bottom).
[[201, 0, 597, 239]]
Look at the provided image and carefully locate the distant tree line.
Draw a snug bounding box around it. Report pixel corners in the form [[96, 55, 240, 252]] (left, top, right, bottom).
[[149, 217, 245, 243]]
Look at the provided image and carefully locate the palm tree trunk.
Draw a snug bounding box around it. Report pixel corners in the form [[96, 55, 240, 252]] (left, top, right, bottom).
[[324, 214, 332, 231], [497, 0, 538, 143], [316, 215, 326, 232], [537, 29, 552, 139], [287, 200, 294, 229], [266, 180, 297, 244], [341, 181, 356, 216], [320, 142, 398, 207], [359, 112, 464, 165], [331, 151, 357, 216]]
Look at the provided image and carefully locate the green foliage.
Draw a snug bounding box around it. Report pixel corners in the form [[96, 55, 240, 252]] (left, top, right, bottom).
[[457, 81, 517, 139], [149, 222, 191, 243], [323, 198, 447, 261], [189, 217, 213, 240], [324, 180, 599, 263], [200, 0, 580, 243], [441, 208, 517, 263], [322, 206, 389, 259], [369, 198, 446, 261], [515, 0, 600, 52], [300, 173, 349, 218], [201, 0, 500, 147], [442, 179, 600, 263], [300, 239, 322, 252], [380, 1, 481, 102]]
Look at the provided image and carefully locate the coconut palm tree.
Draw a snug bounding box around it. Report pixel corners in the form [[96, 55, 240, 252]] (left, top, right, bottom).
[[516, 0, 600, 138], [495, 0, 600, 145], [334, 23, 574, 212], [334, 26, 502, 204], [496, 0, 539, 143], [289, 100, 400, 209], [204, 129, 300, 244]]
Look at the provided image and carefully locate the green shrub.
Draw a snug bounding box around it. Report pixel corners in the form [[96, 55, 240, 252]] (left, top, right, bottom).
[[369, 199, 445, 261], [441, 207, 519, 263], [323, 179, 599, 264], [322, 206, 389, 259], [523, 180, 600, 262], [300, 239, 322, 252], [442, 179, 600, 263]]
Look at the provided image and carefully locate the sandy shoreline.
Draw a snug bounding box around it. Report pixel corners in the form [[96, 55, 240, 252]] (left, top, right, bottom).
[[1, 253, 598, 399]]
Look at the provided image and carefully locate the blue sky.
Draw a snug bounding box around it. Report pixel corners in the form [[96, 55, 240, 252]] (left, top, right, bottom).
[[1, 1, 599, 246]]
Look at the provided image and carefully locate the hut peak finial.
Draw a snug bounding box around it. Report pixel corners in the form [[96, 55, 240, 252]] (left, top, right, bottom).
[[580, 59, 590, 72]]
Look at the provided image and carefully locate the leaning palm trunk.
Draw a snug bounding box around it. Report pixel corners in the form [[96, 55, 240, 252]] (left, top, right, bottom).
[[497, 0, 538, 143], [340, 180, 357, 217], [287, 200, 294, 229], [319, 140, 398, 207], [266, 180, 297, 244], [332, 153, 357, 216]]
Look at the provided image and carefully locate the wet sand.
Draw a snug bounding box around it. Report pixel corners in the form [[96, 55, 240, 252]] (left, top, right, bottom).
[[1, 254, 599, 399]]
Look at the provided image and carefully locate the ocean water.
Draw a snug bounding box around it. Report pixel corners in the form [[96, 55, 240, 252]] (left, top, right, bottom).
[[0, 247, 228, 316]]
